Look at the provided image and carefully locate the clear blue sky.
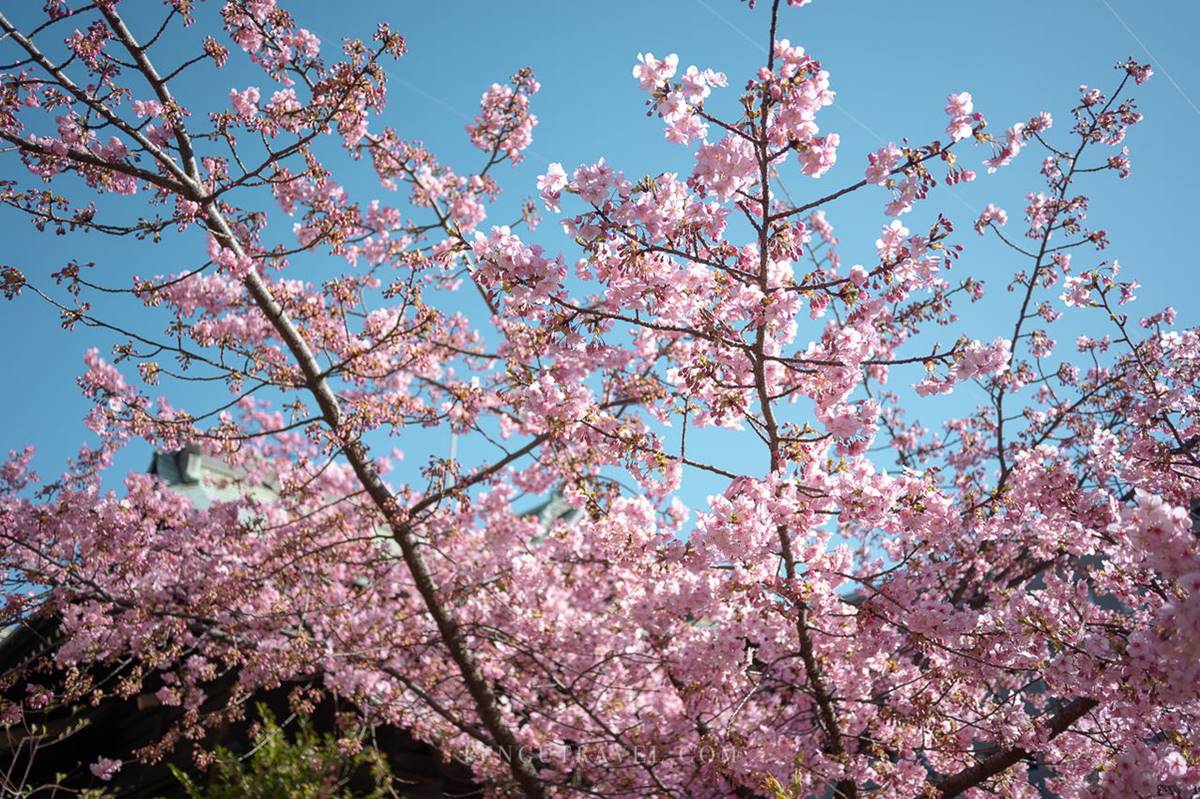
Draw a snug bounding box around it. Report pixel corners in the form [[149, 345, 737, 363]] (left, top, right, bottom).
[[2, 0, 1198, 500]]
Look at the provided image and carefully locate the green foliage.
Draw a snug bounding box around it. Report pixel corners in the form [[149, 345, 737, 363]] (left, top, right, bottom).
[[762, 773, 803, 799], [169, 705, 400, 799]]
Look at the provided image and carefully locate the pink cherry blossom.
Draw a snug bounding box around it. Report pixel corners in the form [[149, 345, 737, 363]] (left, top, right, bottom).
[[632, 52, 678, 91], [974, 202, 1007, 234], [945, 90, 975, 141], [467, 69, 539, 163], [865, 142, 903, 185], [0, 5, 1191, 799], [983, 121, 1027, 171], [89, 757, 122, 781], [536, 162, 568, 212], [229, 86, 260, 119], [799, 132, 839, 177]]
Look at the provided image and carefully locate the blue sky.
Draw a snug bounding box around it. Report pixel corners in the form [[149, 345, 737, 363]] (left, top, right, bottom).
[[1, 0, 1198, 502]]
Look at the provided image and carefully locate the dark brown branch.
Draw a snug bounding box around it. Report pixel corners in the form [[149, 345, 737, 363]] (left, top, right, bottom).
[[935, 697, 1098, 797]]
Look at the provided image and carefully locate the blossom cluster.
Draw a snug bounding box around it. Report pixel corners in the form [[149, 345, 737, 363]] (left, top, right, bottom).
[[0, 3, 1193, 799]]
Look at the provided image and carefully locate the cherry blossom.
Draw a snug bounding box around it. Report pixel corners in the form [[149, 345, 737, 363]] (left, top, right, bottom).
[[865, 142, 903, 184], [632, 52, 678, 91], [974, 202, 1008, 234], [89, 758, 122, 781], [944, 90, 975, 141], [0, 4, 1190, 799]]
